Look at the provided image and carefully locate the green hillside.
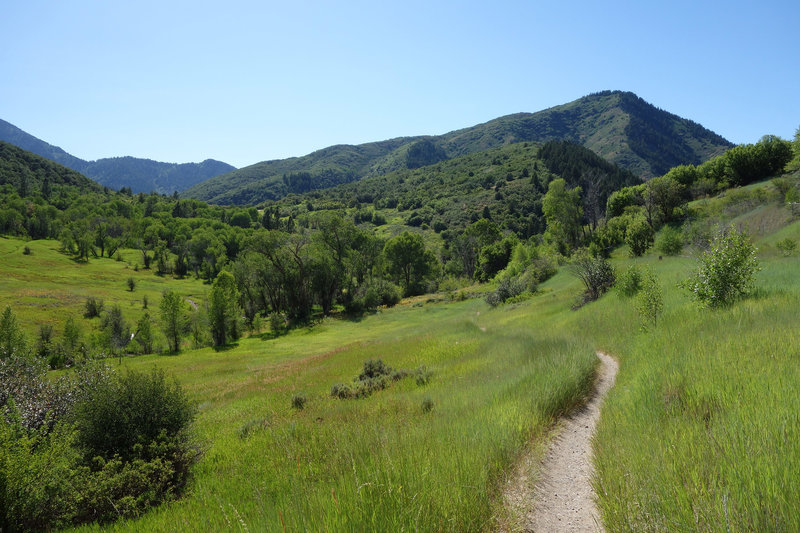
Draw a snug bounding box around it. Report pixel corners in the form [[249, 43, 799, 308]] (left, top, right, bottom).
[[183, 90, 732, 205], [275, 140, 639, 239], [0, 141, 102, 194]]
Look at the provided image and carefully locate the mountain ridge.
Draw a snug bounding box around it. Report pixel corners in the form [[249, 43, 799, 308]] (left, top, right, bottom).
[[183, 90, 733, 205], [0, 118, 235, 194]]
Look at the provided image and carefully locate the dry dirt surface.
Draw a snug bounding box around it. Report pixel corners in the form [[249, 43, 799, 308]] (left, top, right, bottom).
[[498, 352, 619, 533]]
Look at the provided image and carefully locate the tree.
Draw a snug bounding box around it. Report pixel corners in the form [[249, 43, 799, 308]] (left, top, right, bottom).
[[542, 178, 583, 254], [100, 305, 130, 353], [134, 312, 155, 354], [383, 232, 438, 296], [569, 252, 615, 304], [682, 227, 760, 308], [209, 270, 242, 346], [160, 290, 187, 353], [0, 305, 27, 359], [626, 217, 654, 257], [636, 268, 663, 330], [642, 175, 685, 226]]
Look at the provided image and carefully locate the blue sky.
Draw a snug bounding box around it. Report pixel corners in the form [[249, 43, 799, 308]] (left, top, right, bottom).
[[2, 0, 798, 168]]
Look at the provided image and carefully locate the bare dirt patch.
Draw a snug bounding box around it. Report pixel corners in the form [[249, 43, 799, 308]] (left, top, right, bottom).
[[498, 352, 618, 532]]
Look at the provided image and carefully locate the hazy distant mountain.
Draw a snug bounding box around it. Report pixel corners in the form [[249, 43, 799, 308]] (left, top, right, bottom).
[[183, 90, 733, 205], [0, 118, 235, 194]]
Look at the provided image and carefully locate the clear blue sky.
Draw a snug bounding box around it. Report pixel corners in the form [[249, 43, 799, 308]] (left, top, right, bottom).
[[2, 0, 798, 168]]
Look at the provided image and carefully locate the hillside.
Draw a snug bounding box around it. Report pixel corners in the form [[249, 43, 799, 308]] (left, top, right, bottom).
[[277, 141, 640, 239], [0, 118, 235, 194], [0, 140, 102, 194], [183, 90, 732, 205]]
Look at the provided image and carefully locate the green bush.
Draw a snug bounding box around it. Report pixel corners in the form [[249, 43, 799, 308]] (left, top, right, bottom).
[[73, 367, 195, 463], [616, 265, 643, 298], [625, 217, 654, 257], [83, 297, 104, 319], [681, 227, 760, 308], [656, 226, 683, 256], [570, 252, 615, 304], [775, 237, 797, 256], [291, 393, 307, 410], [635, 268, 663, 330]]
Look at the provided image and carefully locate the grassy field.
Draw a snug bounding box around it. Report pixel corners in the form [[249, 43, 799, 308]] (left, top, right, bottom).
[[5, 178, 800, 532], [0, 237, 207, 342]]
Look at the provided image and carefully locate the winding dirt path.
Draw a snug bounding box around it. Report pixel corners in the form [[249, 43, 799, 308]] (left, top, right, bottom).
[[499, 352, 618, 533]]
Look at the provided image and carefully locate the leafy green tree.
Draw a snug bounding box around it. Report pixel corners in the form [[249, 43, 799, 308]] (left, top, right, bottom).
[[789, 126, 800, 171], [682, 228, 760, 308], [160, 290, 187, 353], [636, 268, 663, 330], [100, 305, 130, 353], [209, 270, 242, 346], [642, 175, 685, 226], [542, 178, 583, 254], [656, 226, 684, 256], [383, 232, 438, 296], [134, 312, 155, 354], [569, 252, 615, 304], [626, 217, 654, 257], [0, 305, 27, 359]]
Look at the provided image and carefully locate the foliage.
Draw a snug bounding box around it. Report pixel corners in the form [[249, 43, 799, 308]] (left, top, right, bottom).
[[209, 270, 242, 346], [485, 278, 526, 307], [0, 306, 27, 359], [83, 296, 104, 319], [625, 217, 654, 257], [73, 367, 195, 462], [681, 227, 760, 308], [99, 304, 130, 353], [569, 252, 615, 304], [775, 237, 797, 256], [542, 178, 583, 254], [291, 393, 307, 410], [635, 268, 663, 330], [383, 232, 438, 296], [655, 226, 683, 256], [160, 290, 187, 353], [616, 265, 643, 298]]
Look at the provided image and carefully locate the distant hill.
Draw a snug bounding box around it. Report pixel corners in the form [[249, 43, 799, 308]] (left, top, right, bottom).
[[0, 118, 235, 194], [183, 90, 733, 205], [0, 140, 102, 194]]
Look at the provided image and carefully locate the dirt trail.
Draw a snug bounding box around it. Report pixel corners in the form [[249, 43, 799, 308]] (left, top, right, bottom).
[[499, 352, 618, 533]]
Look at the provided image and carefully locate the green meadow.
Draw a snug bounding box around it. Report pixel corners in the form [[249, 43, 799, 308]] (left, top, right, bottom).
[[3, 179, 800, 532]]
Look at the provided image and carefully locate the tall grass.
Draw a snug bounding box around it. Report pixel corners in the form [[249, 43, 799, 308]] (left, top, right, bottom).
[[69, 297, 595, 532]]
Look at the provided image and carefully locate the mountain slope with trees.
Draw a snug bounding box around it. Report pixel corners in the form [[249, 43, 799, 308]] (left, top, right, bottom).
[[0, 118, 235, 194], [183, 90, 732, 205]]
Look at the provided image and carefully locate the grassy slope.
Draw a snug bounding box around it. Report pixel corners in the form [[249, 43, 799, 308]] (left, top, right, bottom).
[[0, 238, 207, 336], [70, 285, 596, 532], [6, 178, 798, 531]]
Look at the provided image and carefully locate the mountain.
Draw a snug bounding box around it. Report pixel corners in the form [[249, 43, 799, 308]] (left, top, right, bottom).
[[183, 90, 733, 205], [0, 140, 102, 194], [273, 140, 641, 238], [0, 118, 235, 194]]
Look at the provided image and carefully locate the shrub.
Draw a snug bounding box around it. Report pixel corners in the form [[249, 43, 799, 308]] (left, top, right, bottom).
[[681, 227, 760, 308], [421, 397, 434, 413], [626, 217, 654, 257], [22, 245, 31, 255], [616, 265, 643, 298], [485, 278, 525, 307], [73, 367, 195, 463], [656, 226, 683, 256], [127, 277, 136, 292], [775, 237, 797, 256], [570, 252, 615, 304], [291, 393, 307, 410], [636, 268, 663, 330], [84, 297, 104, 318]]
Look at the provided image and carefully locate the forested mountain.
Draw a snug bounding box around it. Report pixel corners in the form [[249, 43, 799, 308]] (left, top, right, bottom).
[[0, 141, 102, 194], [273, 140, 640, 239], [0, 118, 235, 194], [183, 90, 732, 205]]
